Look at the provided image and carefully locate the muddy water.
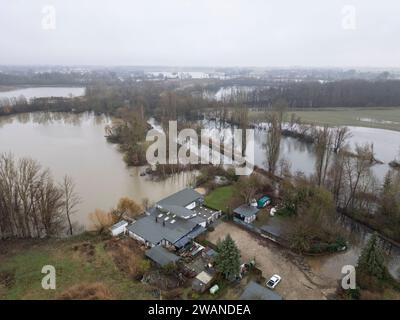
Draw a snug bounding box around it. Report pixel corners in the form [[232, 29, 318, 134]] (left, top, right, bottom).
[[0, 112, 197, 230], [306, 216, 400, 281], [202, 119, 400, 180], [0, 86, 85, 101]]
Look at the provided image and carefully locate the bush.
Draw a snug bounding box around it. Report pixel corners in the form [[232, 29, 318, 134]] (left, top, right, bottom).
[[58, 282, 113, 300]]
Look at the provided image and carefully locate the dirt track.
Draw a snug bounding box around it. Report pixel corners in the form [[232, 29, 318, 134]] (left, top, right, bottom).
[[207, 222, 337, 300]]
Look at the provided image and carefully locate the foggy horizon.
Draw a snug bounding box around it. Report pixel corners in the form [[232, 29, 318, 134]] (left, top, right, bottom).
[[2, 0, 400, 68]]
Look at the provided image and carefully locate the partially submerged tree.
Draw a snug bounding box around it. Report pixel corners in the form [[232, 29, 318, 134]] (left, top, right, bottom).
[[314, 125, 332, 187], [332, 126, 351, 154], [264, 112, 281, 175], [215, 234, 241, 280]]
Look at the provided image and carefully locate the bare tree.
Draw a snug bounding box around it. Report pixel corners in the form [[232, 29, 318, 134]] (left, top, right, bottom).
[[61, 175, 81, 235], [332, 126, 352, 154], [0, 153, 69, 239], [264, 113, 281, 175], [343, 143, 375, 210], [314, 125, 333, 187]]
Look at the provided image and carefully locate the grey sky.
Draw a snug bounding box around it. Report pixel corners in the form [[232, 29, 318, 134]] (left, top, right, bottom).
[[1, 0, 399, 67]]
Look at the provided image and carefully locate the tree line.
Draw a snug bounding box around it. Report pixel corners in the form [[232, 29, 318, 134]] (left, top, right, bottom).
[[238, 80, 400, 109], [0, 153, 79, 239]]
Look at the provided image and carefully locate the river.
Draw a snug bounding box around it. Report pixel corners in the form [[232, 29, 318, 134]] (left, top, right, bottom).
[[201, 119, 400, 181]]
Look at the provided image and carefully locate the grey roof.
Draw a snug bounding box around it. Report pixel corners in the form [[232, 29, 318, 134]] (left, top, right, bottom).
[[127, 188, 208, 246], [158, 204, 194, 219], [145, 246, 180, 267], [157, 188, 202, 208], [260, 225, 282, 238], [110, 220, 128, 230], [234, 205, 260, 217], [127, 206, 204, 245], [174, 225, 207, 248], [240, 281, 283, 300]]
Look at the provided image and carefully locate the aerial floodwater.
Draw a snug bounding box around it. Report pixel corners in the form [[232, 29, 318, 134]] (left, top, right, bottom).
[[0, 112, 197, 230], [0, 86, 86, 100]]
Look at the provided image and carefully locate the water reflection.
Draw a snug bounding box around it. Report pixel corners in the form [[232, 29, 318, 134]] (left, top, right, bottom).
[[0, 112, 197, 230]]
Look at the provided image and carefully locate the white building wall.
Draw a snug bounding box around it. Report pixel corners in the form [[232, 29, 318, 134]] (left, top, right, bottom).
[[185, 202, 196, 210]]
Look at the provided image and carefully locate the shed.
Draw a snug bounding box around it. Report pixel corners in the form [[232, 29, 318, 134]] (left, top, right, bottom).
[[240, 281, 283, 300], [145, 245, 180, 267], [192, 271, 214, 293], [109, 220, 128, 236], [234, 205, 260, 223]]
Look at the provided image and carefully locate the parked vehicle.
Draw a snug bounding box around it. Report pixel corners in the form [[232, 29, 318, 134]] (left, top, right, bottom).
[[250, 199, 258, 207], [266, 274, 281, 289], [257, 196, 271, 208]]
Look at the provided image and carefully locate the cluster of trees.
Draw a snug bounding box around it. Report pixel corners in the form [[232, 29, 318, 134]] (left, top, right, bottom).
[[273, 118, 400, 242], [0, 153, 79, 239], [105, 107, 148, 166], [278, 175, 345, 252], [0, 71, 89, 86], [246, 80, 400, 109]]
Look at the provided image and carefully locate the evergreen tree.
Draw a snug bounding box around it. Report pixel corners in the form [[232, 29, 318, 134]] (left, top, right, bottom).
[[215, 234, 241, 280], [356, 233, 387, 280]]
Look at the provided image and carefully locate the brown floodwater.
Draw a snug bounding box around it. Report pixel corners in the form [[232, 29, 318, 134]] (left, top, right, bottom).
[[0, 112, 197, 230]]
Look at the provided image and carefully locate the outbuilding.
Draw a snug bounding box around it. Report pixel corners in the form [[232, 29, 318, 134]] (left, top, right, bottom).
[[192, 271, 214, 293], [145, 245, 181, 267], [233, 205, 260, 223], [109, 220, 128, 236]]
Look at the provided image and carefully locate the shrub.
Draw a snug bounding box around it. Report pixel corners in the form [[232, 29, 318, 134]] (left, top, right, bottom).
[[58, 282, 113, 300]]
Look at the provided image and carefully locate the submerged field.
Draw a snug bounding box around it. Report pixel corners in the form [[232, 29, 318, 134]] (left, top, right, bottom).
[[249, 108, 400, 131]]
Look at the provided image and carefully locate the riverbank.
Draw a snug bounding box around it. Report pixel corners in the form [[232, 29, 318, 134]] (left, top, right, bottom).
[[249, 107, 400, 132]]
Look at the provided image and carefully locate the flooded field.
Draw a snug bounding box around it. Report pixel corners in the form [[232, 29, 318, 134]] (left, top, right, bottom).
[[0, 112, 196, 229]]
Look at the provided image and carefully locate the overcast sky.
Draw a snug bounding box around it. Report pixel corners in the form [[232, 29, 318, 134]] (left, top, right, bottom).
[[1, 0, 399, 67]]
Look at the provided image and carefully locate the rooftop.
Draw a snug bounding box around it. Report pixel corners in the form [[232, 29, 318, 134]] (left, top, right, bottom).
[[145, 246, 180, 267], [127, 208, 201, 245], [239, 281, 283, 300], [110, 220, 128, 230], [195, 271, 213, 284], [157, 188, 202, 208], [234, 205, 260, 217]]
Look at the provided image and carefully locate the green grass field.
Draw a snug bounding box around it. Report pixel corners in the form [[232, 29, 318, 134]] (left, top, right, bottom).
[[249, 108, 400, 131], [204, 185, 235, 212], [0, 234, 153, 300]]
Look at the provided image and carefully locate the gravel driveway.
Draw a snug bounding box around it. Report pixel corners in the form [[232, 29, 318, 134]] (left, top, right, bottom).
[[206, 221, 336, 299]]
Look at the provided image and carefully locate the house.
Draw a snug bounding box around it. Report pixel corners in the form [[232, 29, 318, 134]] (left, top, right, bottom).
[[233, 205, 260, 223], [240, 281, 283, 300], [127, 188, 221, 249], [145, 245, 180, 267], [192, 271, 215, 293], [109, 220, 128, 236]]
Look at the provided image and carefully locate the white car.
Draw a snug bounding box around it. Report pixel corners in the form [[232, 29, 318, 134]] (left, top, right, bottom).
[[266, 274, 281, 289]]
